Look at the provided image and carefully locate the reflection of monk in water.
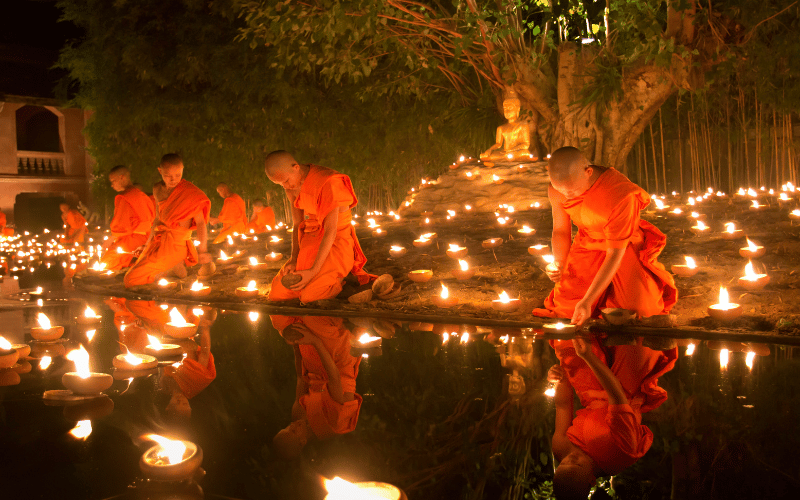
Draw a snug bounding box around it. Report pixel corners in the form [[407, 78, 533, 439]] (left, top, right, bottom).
[[270, 315, 362, 459], [547, 336, 676, 499]]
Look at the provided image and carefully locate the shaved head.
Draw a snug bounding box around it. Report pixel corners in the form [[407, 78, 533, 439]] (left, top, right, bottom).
[[265, 150, 308, 191], [264, 150, 298, 175], [216, 182, 232, 198], [109, 165, 132, 192], [109, 165, 130, 177], [548, 147, 589, 183]]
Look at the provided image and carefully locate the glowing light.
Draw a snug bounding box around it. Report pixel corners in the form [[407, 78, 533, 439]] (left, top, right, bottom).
[[190, 281, 205, 291], [39, 356, 52, 370], [0, 336, 11, 349], [458, 259, 469, 271], [745, 238, 760, 252], [685, 343, 695, 356], [724, 222, 737, 233], [684, 256, 696, 269], [86, 329, 96, 341], [542, 254, 555, 264], [144, 435, 187, 465], [37, 313, 52, 329], [359, 333, 381, 344], [246, 280, 257, 290], [168, 308, 189, 326], [439, 283, 449, 299], [248, 311, 259, 322], [545, 386, 556, 397], [83, 305, 99, 319], [219, 250, 229, 260], [66, 345, 91, 378], [69, 420, 92, 440], [497, 291, 511, 303], [746, 351, 756, 370], [460, 332, 469, 343], [157, 278, 170, 287], [719, 349, 729, 369]]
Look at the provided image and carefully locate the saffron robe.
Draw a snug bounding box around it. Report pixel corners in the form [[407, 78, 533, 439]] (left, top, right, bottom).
[[551, 338, 677, 475], [246, 207, 276, 233], [0, 211, 13, 236], [61, 209, 87, 244], [212, 193, 248, 244], [268, 165, 373, 303], [271, 315, 362, 438], [124, 179, 210, 287], [533, 168, 677, 319], [101, 187, 155, 270], [165, 346, 216, 399]]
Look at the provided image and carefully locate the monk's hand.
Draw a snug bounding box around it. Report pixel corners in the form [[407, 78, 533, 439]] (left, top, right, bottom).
[[547, 364, 564, 384], [282, 259, 297, 276], [545, 262, 562, 282], [131, 246, 144, 257], [571, 299, 591, 326], [572, 337, 593, 359], [283, 323, 320, 346], [198, 252, 213, 264], [288, 269, 317, 290]]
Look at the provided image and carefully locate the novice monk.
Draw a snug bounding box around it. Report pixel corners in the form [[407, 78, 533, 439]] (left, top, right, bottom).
[[0, 210, 13, 236], [246, 200, 276, 233], [124, 154, 211, 287], [264, 150, 373, 303], [271, 315, 362, 459], [548, 336, 676, 499], [209, 183, 248, 244], [59, 203, 87, 245], [100, 166, 155, 270], [533, 147, 677, 324]]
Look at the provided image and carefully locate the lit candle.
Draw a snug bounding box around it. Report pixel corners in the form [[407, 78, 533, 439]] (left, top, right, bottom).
[[518, 225, 535, 235], [0, 336, 20, 369], [492, 290, 520, 312], [189, 280, 211, 296], [144, 334, 182, 357], [164, 308, 198, 338], [432, 283, 458, 308], [248, 256, 268, 270], [236, 280, 260, 298], [527, 244, 549, 256], [157, 278, 176, 290], [265, 251, 283, 262], [750, 200, 762, 210], [653, 198, 669, 211], [407, 269, 433, 283], [446, 243, 468, 259], [62, 345, 113, 395], [323, 476, 405, 500], [389, 245, 407, 258], [140, 434, 203, 481], [30, 312, 64, 341], [78, 305, 102, 325], [690, 220, 709, 235], [413, 236, 432, 248], [707, 286, 742, 320], [738, 260, 769, 289], [721, 222, 743, 240], [543, 321, 576, 334], [492, 174, 504, 184], [739, 237, 765, 258], [671, 255, 698, 277], [719, 349, 729, 369], [482, 238, 503, 249], [451, 259, 475, 280], [112, 350, 158, 371]]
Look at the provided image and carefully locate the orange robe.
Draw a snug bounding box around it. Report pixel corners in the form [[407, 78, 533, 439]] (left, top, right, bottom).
[[533, 168, 677, 319], [551, 338, 677, 475], [124, 179, 210, 287], [212, 193, 248, 244], [0, 211, 13, 236], [60, 209, 87, 244], [269, 165, 373, 303], [100, 187, 155, 270], [246, 207, 276, 233], [271, 315, 362, 438], [165, 347, 216, 399]]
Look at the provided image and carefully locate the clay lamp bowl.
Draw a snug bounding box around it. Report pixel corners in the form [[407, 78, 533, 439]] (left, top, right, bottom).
[[62, 372, 113, 395], [265, 252, 283, 262], [413, 237, 433, 248], [0, 370, 21, 387], [432, 283, 458, 308], [11, 343, 31, 359], [739, 239, 765, 259], [419, 217, 435, 227], [0, 346, 20, 370], [690, 221, 710, 235], [248, 257, 269, 271], [77, 305, 102, 325], [389, 246, 407, 258], [30, 342, 66, 359], [140, 434, 204, 482], [451, 260, 475, 280], [156, 278, 178, 291], [112, 352, 158, 371], [28, 286, 45, 301], [491, 291, 520, 312], [707, 286, 742, 320], [188, 281, 211, 297], [517, 225, 536, 236], [482, 238, 503, 249], [408, 270, 433, 283], [528, 244, 549, 256], [720, 223, 743, 240], [63, 396, 115, 422], [542, 322, 576, 335], [749, 200, 764, 211], [688, 211, 706, 221], [491, 174, 505, 185], [601, 308, 636, 325], [790, 209, 800, 220], [164, 308, 198, 339], [144, 335, 182, 357], [671, 256, 699, 277], [738, 262, 770, 290], [445, 244, 468, 259], [235, 280, 260, 298], [324, 477, 407, 500], [216, 250, 233, 266], [30, 313, 64, 341], [372, 228, 386, 237]]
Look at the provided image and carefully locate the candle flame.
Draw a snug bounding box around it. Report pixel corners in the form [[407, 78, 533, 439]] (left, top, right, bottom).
[[448, 243, 461, 251], [742, 261, 764, 281], [86, 329, 96, 341], [249, 256, 258, 265], [69, 420, 92, 440], [746, 238, 758, 252], [359, 333, 381, 344], [685, 343, 695, 356], [684, 256, 696, 268], [144, 434, 187, 465], [519, 225, 533, 233], [746, 351, 756, 369], [654, 198, 665, 209], [39, 355, 52, 369], [459, 259, 469, 271], [553, 322, 566, 330], [695, 220, 707, 230], [542, 254, 555, 264], [545, 386, 556, 397], [390, 245, 403, 251], [440, 283, 449, 299], [219, 250, 228, 259], [498, 291, 511, 303], [84, 305, 98, 318], [719, 349, 729, 369], [123, 352, 144, 365], [169, 308, 188, 326], [157, 278, 170, 286], [66, 344, 91, 378], [190, 281, 205, 291], [37, 312, 52, 329], [718, 286, 729, 306], [147, 334, 163, 349], [751, 200, 760, 208], [724, 222, 736, 233], [248, 311, 259, 322], [792, 209, 800, 217], [492, 174, 500, 181], [91, 261, 106, 271]]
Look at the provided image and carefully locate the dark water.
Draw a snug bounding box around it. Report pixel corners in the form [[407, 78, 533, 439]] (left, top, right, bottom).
[[0, 292, 798, 500]]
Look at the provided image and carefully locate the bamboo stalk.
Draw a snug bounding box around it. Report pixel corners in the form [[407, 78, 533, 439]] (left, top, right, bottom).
[[659, 108, 667, 192], [726, 100, 733, 193], [677, 97, 684, 193], [649, 121, 659, 193]]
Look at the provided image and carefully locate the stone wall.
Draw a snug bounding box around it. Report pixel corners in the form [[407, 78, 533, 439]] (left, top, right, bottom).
[[398, 159, 551, 216]]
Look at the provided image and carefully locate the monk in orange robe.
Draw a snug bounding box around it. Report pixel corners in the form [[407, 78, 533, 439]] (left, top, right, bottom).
[[99, 166, 155, 270], [533, 147, 677, 324], [124, 154, 211, 287], [265, 150, 373, 303], [246, 200, 276, 233], [210, 183, 248, 244], [0, 210, 13, 236], [59, 203, 87, 245], [271, 315, 362, 459], [548, 336, 676, 498]]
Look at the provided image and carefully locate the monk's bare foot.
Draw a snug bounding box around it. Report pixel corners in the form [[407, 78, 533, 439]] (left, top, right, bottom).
[[171, 263, 188, 279]]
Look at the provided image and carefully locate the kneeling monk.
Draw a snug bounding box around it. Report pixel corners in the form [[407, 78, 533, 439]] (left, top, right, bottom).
[[124, 154, 211, 287], [246, 200, 276, 234], [59, 203, 87, 245], [210, 183, 248, 244], [265, 150, 372, 303], [533, 147, 677, 324], [100, 166, 155, 270]]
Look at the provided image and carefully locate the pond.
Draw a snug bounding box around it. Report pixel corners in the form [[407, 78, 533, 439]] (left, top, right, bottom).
[[1, 283, 798, 500]]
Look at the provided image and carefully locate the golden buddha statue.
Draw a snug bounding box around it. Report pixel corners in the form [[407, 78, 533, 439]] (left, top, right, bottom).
[[480, 91, 533, 163]]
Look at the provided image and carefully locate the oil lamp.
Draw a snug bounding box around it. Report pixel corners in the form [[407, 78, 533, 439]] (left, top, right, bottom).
[[413, 235, 433, 248], [323, 476, 406, 500], [62, 345, 113, 395], [749, 200, 762, 210], [707, 286, 742, 320], [164, 308, 198, 338], [668, 207, 683, 218], [446, 243, 468, 259], [738, 261, 769, 289], [528, 244, 549, 256], [69, 420, 92, 440], [187, 280, 210, 297], [248, 256, 269, 271], [113, 350, 158, 371], [432, 283, 458, 308], [690, 220, 709, 235], [140, 434, 203, 481], [144, 334, 182, 357], [0, 336, 20, 369], [30, 312, 64, 341], [518, 225, 536, 235], [451, 259, 474, 280], [157, 278, 177, 290], [653, 198, 669, 211], [265, 251, 283, 262], [739, 238, 765, 259], [77, 305, 102, 325], [492, 174, 504, 184], [492, 291, 520, 312], [482, 238, 503, 249], [543, 322, 576, 335], [671, 256, 698, 277], [236, 280, 260, 298], [721, 222, 743, 240], [407, 270, 433, 283], [389, 245, 407, 258]]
